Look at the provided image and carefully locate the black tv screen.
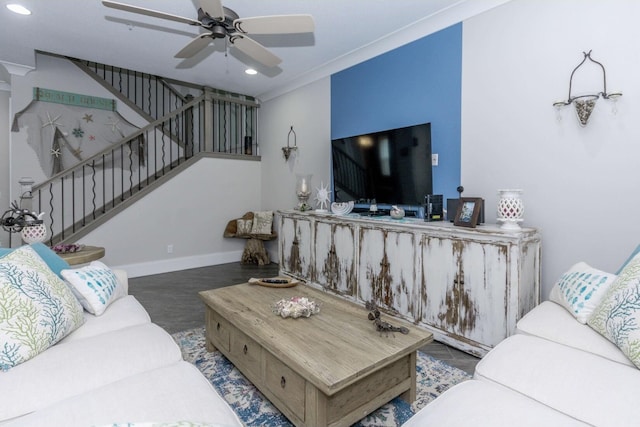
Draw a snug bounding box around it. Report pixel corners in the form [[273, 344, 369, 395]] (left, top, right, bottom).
[[331, 123, 432, 207]]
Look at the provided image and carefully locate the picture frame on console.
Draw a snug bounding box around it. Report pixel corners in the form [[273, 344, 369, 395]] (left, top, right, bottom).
[[454, 197, 483, 228]]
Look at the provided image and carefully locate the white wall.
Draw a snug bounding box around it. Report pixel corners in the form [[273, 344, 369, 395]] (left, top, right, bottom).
[[81, 157, 262, 277], [258, 77, 331, 256], [462, 0, 640, 298]]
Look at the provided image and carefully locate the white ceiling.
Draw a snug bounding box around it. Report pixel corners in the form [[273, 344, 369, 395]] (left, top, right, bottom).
[[0, 0, 509, 100]]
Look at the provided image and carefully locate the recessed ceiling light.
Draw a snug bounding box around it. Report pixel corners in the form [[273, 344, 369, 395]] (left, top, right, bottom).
[[245, 68, 258, 75], [7, 4, 31, 15]]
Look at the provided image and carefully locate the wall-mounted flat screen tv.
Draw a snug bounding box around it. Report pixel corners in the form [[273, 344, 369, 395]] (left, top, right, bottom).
[[331, 122, 432, 207]]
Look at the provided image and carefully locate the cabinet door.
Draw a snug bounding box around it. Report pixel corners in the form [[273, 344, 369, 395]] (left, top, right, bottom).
[[421, 237, 459, 332], [358, 227, 419, 320], [314, 221, 356, 295], [422, 237, 508, 347], [280, 216, 312, 279], [459, 241, 508, 346]]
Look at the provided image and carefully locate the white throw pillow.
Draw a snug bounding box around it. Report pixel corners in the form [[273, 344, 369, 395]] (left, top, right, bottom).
[[549, 262, 617, 324], [0, 246, 85, 370], [588, 252, 640, 368], [236, 219, 252, 236], [250, 211, 273, 235], [62, 261, 126, 316]]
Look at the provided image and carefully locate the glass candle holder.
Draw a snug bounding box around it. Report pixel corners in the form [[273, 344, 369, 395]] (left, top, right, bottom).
[[295, 174, 312, 211]]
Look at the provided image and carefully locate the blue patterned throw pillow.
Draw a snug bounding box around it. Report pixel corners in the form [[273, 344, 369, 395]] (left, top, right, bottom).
[[588, 252, 640, 368], [549, 262, 617, 324], [61, 261, 125, 316], [0, 243, 70, 278], [0, 246, 84, 370]]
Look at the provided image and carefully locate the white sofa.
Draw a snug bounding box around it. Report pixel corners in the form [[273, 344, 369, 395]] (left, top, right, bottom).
[[404, 294, 640, 426], [0, 268, 242, 427]]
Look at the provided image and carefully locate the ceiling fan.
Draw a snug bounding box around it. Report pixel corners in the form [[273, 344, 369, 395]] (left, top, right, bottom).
[[102, 0, 314, 68]]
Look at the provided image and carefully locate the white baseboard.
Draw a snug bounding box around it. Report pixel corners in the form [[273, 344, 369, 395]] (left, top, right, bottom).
[[114, 248, 277, 278]]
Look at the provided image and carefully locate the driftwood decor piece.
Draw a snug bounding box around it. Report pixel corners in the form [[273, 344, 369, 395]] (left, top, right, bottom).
[[241, 238, 271, 265], [366, 301, 409, 336]]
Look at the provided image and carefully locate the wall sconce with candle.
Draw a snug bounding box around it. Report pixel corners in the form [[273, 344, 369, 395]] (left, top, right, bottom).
[[282, 126, 297, 161], [553, 50, 622, 126]]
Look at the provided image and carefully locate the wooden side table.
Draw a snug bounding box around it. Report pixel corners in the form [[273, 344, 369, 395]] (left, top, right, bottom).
[[58, 246, 105, 266], [223, 212, 276, 266]]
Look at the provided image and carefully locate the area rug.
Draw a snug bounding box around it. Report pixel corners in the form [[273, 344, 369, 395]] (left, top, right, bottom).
[[172, 327, 471, 427]]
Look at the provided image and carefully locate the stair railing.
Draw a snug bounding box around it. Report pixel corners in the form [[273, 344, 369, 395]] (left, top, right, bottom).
[[27, 89, 259, 245]]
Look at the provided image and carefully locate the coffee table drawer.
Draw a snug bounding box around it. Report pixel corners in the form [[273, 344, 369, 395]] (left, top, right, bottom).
[[229, 327, 262, 379], [206, 310, 231, 352], [265, 352, 306, 420]]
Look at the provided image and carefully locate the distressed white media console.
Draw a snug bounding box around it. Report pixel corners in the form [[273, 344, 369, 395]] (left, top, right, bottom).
[[278, 210, 541, 357]]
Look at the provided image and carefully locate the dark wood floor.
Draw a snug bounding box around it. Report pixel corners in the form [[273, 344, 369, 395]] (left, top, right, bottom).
[[128, 262, 479, 374]]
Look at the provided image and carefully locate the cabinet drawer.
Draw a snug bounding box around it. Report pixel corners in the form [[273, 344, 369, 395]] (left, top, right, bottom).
[[206, 310, 230, 352], [264, 352, 306, 420], [229, 328, 262, 379]]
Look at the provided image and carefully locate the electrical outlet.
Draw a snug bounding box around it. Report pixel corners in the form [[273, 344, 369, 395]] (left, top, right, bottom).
[[432, 153, 439, 166], [167, 244, 173, 254]]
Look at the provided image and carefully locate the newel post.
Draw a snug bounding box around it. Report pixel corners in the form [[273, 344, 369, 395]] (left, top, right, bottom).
[[18, 176, 35, 213]]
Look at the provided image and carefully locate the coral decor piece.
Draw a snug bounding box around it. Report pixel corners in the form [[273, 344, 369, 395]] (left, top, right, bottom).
[[330, 201, 354, 215], [272, 296, 320, 318]]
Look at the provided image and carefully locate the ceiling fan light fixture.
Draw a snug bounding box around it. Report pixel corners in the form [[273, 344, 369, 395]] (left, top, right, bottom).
[[7, 3, 31, 15], [210, 25, 227, 38]]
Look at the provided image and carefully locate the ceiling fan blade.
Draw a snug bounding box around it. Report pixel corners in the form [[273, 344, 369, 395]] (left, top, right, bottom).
[[175, 34, 212, 58], [102, 0, 201, 26], [234, 15, 315, 34], [230, 34, 282, 67], [198, 0, 225, 21]]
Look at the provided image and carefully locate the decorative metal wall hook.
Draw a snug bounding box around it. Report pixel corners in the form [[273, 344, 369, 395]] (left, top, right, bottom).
[[553, 50, 622, 126], [282, 126, 297, 161]]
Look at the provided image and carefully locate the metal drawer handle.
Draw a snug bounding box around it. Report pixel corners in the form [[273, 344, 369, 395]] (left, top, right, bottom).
[[243, 344, 248, 355], [216, 322, 221, 331], [280, 376, 286, 388]]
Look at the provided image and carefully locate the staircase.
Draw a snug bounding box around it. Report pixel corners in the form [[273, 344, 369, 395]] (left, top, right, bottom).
[[25, 54, 260, 245]]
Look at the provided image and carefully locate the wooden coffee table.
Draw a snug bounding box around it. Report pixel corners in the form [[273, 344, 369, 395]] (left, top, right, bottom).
[[199, 283, 432, 427]]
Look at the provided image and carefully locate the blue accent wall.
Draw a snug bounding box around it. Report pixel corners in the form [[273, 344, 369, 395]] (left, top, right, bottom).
[[331, 23, 462, 202]]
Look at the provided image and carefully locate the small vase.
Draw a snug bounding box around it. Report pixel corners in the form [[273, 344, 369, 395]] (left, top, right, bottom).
[[497, 189, 524, 230]]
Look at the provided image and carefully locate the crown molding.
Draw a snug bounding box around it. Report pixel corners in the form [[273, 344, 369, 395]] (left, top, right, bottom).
[[258, 0, 512, 102], [0, 60, 35, 76]]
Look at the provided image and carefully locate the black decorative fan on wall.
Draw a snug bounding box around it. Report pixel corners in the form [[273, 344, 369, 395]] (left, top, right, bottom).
[[102, 0, 314, 67]]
